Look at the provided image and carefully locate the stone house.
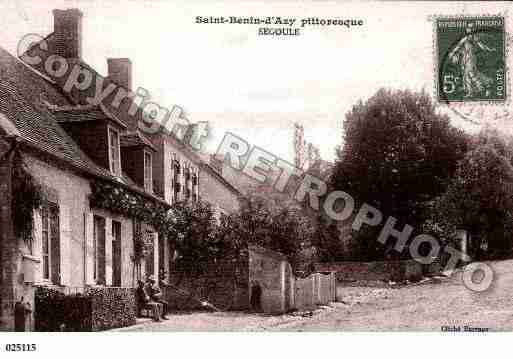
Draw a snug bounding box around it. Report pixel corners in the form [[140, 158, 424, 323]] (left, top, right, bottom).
[[0, 43, 166, 330], [0, 8, 242, 331]]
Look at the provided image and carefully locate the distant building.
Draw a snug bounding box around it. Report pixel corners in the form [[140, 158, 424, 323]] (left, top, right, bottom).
[[210, 122, 332, 198]]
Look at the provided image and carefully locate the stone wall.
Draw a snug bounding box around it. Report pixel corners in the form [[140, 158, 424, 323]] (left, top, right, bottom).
[[0, 140, 17, 330], [314, 260, 423, 283], [165, 246, 296, 314], [166, 259, 250, 311]]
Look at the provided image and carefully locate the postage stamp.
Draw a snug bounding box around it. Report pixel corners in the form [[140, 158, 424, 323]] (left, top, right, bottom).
[[436, 16, 506, 103]]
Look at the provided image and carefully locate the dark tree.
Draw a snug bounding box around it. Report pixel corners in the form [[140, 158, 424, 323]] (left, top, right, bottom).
[[425, 130, 513, 259], [330, 89, 469, 259]]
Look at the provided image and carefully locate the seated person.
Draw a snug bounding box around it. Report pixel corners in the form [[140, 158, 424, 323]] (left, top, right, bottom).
[[136, 280, 161, 321], [145, 275, 169, 320]]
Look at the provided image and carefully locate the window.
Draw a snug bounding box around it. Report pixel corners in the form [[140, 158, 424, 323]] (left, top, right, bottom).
[[145, 231, 155, 277], [174, 183, 181, 203], [41, 203, 60, 284], [93, 215, 106, 285], [173, 157, 181, 202], [108, 127, 121, 175], [144, 150, 153, 193], [42, 208, 49, 280], [173, 158, 181, 175], [192, 171, 199, 202]]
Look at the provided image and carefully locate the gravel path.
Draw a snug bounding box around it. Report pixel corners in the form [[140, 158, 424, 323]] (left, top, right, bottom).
[[114, 259, 513, 332]]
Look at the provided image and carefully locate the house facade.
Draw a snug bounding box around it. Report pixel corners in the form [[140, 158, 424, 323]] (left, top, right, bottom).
[[0, 8, 242, 331]]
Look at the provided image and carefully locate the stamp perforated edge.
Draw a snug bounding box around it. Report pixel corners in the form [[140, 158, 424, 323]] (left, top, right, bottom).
[[428, 12, 511, 109]]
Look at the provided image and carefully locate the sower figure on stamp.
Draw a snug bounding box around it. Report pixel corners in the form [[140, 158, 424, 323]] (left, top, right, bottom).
[[448, 22, 495, 98], [146, 275, 169, 320]]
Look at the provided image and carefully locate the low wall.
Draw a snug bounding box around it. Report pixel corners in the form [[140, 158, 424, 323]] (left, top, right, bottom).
[[166, 260, 249, 311], [314, 260, 423, 283]]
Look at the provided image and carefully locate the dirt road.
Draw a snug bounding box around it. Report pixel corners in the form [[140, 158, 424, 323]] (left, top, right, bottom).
[[115, 260, 513, 332]]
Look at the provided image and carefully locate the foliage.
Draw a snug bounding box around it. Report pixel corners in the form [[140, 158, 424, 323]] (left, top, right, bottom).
[[311, 214, 346, 262], [172, 200, 218, 267], [11, 151, 42, 246], [35, 286, 91, 331], [89, 180, 177, 259], [88, 287, 137, 331], [133, 221, 153, 261], [425, 136, 513, 258], [330, 88, 469, 260], [35, 286, 136, 331], [215, 196, 317, 276]]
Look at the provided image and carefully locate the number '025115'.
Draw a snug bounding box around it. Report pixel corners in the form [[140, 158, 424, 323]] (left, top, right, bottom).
[[5, 344, 37, 352]]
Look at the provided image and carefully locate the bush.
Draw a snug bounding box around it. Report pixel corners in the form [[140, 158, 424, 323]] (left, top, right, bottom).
[[35, 286, 136, 331], [35, 287, 91, 331], [88, 287, 136, 331]]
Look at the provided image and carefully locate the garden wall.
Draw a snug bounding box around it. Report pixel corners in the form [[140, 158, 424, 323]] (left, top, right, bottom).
[[164, 245, 295, 314], [314, 260, 423, 283], [165, 259, 250, 311]]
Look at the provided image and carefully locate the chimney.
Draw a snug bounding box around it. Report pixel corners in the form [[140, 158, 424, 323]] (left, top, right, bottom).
[[107, 58, 132, 90], [53, 9, 83, 59]]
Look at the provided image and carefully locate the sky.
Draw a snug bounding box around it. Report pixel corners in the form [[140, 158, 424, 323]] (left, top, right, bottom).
[[1, 0, 511, 162]]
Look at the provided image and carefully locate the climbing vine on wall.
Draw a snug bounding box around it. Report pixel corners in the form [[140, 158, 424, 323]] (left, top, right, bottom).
[[89, 180, 177, 260], [11, 151, 43, 248], [133, 220, 153, 262]]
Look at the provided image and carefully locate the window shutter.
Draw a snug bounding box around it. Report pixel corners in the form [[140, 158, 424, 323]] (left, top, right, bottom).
[[85, 212, 95, 285], [59, 204, 71, 286], [153, 233, 159, 280], [196, 170, 200, 199], [97, 218, 106, 285], [50, 206, 61, 285], [33, 209, 43, 283], [144, 231, 155, 277], [105, 218, 113, 286]]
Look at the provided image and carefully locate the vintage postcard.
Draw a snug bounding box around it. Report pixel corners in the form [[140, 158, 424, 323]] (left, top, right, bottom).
[[0, 0, 512, 355]]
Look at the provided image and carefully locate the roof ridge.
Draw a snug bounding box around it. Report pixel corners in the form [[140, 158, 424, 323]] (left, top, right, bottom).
[[47, 103, 100, 111]]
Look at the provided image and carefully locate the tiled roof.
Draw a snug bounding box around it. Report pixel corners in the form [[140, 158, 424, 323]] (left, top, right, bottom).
[[0, 47, 166, 204], [51, 104, 128, 129], [52, 107, 108, 122], [0, 78, 113, 179]]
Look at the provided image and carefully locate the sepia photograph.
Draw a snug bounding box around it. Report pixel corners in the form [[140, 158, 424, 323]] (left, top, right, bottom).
[[0, 0, 512, 356]]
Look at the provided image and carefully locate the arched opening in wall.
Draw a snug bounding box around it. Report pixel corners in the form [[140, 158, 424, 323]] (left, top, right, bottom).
[[250, 281, 262, 312]]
